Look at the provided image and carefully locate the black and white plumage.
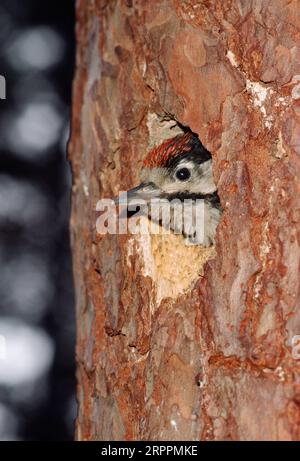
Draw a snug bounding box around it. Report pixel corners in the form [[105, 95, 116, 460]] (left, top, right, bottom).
[[115, 132, 221, 246]]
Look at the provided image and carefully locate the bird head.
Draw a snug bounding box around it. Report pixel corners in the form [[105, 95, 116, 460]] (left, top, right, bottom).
[[115, 132, 217, 207]]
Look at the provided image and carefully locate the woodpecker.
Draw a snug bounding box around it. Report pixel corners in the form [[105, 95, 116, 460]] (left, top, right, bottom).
[[115, 132, 221, 246]]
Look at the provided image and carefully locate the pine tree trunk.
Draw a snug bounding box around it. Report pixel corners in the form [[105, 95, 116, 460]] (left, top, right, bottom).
[[69, 0, 300, 441]]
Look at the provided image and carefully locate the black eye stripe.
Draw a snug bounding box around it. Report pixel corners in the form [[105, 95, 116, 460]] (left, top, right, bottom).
[[175, 167, 191, 181]]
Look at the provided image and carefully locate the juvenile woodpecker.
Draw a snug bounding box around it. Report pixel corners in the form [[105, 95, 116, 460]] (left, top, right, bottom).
[[115, 132, 221, 246]]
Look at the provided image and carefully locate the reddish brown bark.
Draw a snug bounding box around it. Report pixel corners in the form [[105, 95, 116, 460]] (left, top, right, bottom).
[[70, 0, 300, 441]]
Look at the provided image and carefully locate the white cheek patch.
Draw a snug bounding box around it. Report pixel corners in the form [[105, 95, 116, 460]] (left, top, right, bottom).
[[172, 159, 216, 195], [194, 159, 217, 194], [199, 159, 212, 176]]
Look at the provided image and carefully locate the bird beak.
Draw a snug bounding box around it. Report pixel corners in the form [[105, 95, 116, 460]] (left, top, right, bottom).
[[114, 182, 162, 207]]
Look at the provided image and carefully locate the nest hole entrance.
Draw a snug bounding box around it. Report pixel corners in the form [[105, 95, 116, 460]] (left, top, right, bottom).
[[126, 113, 220, 303]]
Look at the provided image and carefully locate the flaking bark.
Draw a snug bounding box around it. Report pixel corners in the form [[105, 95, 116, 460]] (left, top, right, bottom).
[[70, 0, 300, 441]]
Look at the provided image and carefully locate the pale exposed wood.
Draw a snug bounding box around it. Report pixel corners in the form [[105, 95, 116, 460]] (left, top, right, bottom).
[[70, 0, 300, 441]]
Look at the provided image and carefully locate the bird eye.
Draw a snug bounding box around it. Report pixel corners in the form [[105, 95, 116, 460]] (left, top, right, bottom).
[[175, 167, 191, 181]]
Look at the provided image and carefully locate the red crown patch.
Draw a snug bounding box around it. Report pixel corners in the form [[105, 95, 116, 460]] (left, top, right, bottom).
[[143, 132, 194, 168]]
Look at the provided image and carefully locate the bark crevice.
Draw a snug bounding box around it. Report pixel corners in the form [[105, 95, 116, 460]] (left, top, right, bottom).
[[71, 0, 300, 441]]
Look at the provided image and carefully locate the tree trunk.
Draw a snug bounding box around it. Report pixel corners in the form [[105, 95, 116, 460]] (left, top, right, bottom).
[[69, 0, 300, 441]]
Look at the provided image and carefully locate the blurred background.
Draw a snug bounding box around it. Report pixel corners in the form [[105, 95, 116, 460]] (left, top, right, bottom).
[[0, 0, 76, 440]]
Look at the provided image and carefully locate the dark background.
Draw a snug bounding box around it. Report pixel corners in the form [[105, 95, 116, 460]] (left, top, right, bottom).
[[0, 0, 76, 440]]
